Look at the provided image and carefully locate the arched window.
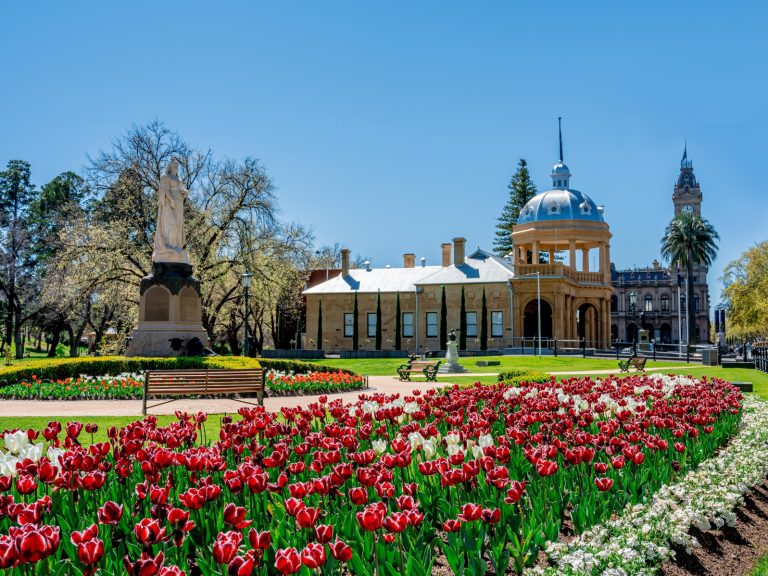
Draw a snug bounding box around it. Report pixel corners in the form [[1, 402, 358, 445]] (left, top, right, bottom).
[[661, 294, 670, 311], [644, 295, 653, 312]]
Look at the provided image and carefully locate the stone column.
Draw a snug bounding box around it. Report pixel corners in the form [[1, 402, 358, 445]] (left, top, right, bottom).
[[511, 245, 517, 266], [604, 244, 612, 283], [549, 249, 555, 264], [582, 249, 589, 272], [532, 241, 539, 264], [569, 240, 576, 271]]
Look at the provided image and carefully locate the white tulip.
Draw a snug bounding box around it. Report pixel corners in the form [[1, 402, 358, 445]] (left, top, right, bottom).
[[372, 439, 387, 455], [478, 434, 494, 448], [4, 430, 28, 455], [422, 440, 437, 459]]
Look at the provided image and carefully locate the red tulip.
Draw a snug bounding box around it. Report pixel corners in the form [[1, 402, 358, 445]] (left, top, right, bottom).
[[248, 529, 271, 550], [301, 542, 327, 569], [66, 421, 84, 438], [443, 519, 462, 532], [329, 539, 352, 562], [593, 462, 608, 474], [348, 487, 368, 505], [674, 442, 686, 453], [0, 535, 16, 569], [15, 475, 37, 495], [284, 497, 306, 517], [355, 502, 386, 531], [134, 518, 167, 546], [159, 566, 186, 576], [458, 503, 482, 522], [481, 508, 501, 525], [77, 538, 105, 565], [536, 460, 558, 476], [595, 477, 614, 492], [504, 480, 526, 504], [212, 531, 243, 565], [296, 507, 320, 529], [227, 555, 255, 576], [71, 524, 99, 545], [123, 551, 165, 576], [223, 503, 253, 529], [275, 547, 302, 575], [314, 524, 333, 543]]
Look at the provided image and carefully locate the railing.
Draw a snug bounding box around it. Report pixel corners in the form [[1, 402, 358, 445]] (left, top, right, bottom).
[[514, 264, 607, 285], [754, 346, 768, 374]]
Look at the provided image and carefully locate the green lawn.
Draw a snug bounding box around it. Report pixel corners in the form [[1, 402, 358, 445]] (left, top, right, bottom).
[[749, 554, 768, 576], [304, 355, 688, 376]]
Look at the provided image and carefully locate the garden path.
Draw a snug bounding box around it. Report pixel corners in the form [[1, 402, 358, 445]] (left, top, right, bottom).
[[0, 375, 443, 417]]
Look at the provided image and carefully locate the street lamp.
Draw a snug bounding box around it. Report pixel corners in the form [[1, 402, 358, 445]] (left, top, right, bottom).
[[629, 291, 638, 356], [241, 272, 253, 357]]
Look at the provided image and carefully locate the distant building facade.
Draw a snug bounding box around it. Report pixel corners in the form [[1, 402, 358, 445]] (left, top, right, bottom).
[[610, 151, 711, 345]]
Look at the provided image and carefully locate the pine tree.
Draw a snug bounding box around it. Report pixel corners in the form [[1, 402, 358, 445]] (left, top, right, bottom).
[[316, 300, 323, 350], [395, 292, 401, 351], [459, 286, 467, 350], [480, 288, 488, 351], [440, 285, 448, 351], [375, 290, 382, 350], [352, 291, 359, 351], [494, 158, 538, 257]]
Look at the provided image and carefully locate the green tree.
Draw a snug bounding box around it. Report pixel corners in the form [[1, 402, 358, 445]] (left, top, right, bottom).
[[375, 290, 382, 350], [440, 285, 448, 351], [722, 241, 768, 337], [352, 291, 359, 351], [459, 286, 467, 350], [494, 159, 538, 256], [394, 292, 401, 351], [0, 160, 37, 357], [480, 288, 488, 351], [316, 300, 323, 350], [661, 213, 719, 345]]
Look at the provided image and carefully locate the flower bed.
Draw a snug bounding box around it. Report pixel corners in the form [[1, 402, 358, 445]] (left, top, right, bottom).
[[0, 374, 144, 400], [0, 374, 742, 575], [532, 394, 768, 576], [265, 370, 367, 396]]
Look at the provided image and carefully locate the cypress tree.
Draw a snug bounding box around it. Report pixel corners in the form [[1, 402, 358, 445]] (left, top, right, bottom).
[[395, 292, 401, 351], [494, 158, 538, 257], [375, 290, 382, 350], [459, 286, 467, 350], [317, 300, 323, 350], [352, 291, 359, 351], [440, 285, 448, 351], [480, 288, 488, 351]]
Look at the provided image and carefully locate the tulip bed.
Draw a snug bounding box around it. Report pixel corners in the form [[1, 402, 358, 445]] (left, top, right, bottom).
[[0, 371, 366, 401], [0, 374, 742, 575], [265, 371, 367, 396]]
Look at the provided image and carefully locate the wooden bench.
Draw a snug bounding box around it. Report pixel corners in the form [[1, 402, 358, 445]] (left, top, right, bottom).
[[142, 369, 264, 414], [397, 360, 441, 382], [618, 356, 647, 373]]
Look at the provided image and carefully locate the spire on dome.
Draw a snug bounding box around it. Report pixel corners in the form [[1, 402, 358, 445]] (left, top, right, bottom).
[[681, 142, 692, 168], [551, 117, 570, 189]]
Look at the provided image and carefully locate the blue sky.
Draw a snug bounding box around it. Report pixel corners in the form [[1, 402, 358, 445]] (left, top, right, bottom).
[[2, 1, 766, 306]]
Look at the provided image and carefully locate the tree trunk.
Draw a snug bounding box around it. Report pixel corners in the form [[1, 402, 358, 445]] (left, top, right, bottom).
[[686, 252, 696, 345], [47, 330, 61, 358]]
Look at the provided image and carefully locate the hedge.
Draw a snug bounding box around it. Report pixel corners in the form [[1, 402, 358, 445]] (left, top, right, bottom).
[[497, 369, 551, 386], [0, 356, 354, 387]]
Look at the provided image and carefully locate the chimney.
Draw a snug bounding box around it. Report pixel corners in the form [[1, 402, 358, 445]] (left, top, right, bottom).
[[403, 253, 416, 268], [341, 248, 350, 277], [420, 257, 426, 268], [453, 237, 466, 266], [441, 243, 452, 267]]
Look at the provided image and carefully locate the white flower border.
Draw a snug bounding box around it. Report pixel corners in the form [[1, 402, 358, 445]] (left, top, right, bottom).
[[528, 395, 768, 576]]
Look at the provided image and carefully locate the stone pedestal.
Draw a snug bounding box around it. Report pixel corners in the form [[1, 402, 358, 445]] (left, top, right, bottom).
[[439, 341, 468, 373], [125, 262, 209, 357], [638, 329, 650, 352]]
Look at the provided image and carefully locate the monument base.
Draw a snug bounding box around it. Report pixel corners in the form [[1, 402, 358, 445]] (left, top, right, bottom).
[[438, 341, 469, 373], [124, 262, 210, 357]]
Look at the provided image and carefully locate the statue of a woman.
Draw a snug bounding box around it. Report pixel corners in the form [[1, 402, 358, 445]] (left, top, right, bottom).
[[153, 158, 190, 264]]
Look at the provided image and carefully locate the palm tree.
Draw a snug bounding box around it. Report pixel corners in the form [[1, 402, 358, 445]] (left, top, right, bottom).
[[660, 213, 719, 345]]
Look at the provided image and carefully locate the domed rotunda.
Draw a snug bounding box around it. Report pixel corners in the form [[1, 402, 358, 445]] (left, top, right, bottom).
[[510, 120, 613, 349]]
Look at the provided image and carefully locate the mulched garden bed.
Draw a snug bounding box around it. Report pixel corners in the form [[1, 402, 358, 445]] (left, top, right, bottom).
[[661, 480, 768, 576]]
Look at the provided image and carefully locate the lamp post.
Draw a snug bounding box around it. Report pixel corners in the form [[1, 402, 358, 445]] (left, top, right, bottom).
[[241, 272, 253, 357], [629, 290, 638, 356]]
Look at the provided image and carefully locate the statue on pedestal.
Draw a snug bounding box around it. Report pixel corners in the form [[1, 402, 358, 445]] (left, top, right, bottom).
[[440, 329, 468, 374], [125, 158, 209, 357], [153, 158, 190, 265]]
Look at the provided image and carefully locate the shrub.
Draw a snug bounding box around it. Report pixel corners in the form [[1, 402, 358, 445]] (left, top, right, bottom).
[[497, 369, 551, 386]]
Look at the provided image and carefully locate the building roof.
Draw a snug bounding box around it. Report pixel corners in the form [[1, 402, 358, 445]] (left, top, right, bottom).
[[517, 188, 605, 224], [303, 265, 443, 295], [302, 248, 514, 295], [612, 267, 671, 283], [415, 248, 514, 286]]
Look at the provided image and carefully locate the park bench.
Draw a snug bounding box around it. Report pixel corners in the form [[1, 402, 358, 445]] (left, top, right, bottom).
[[618, 356, 647, 373], [142, 368, 264, 415], [397, 359, 441, 382]]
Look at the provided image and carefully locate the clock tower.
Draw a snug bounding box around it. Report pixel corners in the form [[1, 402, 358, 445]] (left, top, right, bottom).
[[672, 145, 702, 217]]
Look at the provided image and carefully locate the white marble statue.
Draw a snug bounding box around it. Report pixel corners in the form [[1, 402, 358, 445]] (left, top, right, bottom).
[[153, 158, 190, 264]]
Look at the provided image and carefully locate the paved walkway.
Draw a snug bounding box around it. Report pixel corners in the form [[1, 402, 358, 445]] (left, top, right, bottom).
[[0, 376, 444, 417], [0, 367, 696, 417]]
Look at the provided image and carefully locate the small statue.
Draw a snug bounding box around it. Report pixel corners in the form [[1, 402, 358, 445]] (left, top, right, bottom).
[[448, 329, 457, 342]]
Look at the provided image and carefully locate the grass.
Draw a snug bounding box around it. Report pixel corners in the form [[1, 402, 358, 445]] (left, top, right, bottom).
[[304, 355, 688, 376], [749, 554, 768, 576]]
